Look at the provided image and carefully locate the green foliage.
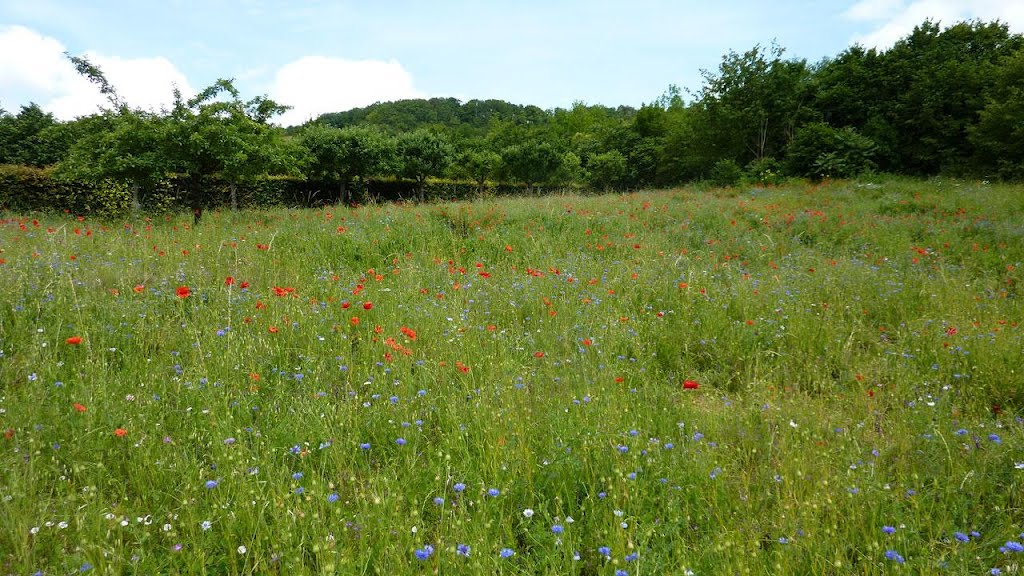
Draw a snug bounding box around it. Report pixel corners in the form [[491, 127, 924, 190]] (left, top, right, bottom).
[[162, 79, 299, 210], [743, 157, 785, 186], [695, 43, 814, 165], [500, 140, 563, 190], [299, 124, 395, 202], [452, 144, 503, 196], [586, 150, 627, 191], [786, 122, 877, 179], [0, 164, 129, 216], [395, 129, 454, 199], [0, 104, 72, 167], [708, 158, 743, 187], [970, 47, 1024, 180]]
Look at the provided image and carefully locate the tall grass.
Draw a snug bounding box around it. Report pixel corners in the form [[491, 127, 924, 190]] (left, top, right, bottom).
[[1, 177, 1022, 574]]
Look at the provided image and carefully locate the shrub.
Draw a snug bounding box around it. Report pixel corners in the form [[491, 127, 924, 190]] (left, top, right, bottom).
[[744, 157, 785, 186], [786, 122, 877, 180], [708, 159, 743, 188]]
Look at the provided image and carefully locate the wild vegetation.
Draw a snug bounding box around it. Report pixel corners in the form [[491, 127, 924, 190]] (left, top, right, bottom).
[[1, 177, 1022, 574]]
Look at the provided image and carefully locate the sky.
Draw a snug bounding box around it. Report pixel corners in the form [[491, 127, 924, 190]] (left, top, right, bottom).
[[2, 0, 1022, 126]]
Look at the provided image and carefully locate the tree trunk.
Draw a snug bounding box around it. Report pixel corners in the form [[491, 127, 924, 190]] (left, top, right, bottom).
[[339, 180, 347, 206], [230, 183, 238, 211], [131, 184, 141, 212]]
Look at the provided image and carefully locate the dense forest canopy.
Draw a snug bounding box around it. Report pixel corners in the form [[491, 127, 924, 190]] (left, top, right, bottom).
[[2, 18, 1023, 212]]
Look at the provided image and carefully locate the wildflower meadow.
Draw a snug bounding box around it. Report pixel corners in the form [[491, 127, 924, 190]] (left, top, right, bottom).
[[1, 177, 1023, 575]]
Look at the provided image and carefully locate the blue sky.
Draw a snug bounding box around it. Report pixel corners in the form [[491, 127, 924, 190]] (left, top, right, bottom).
[[2, 0, 1022, 125]]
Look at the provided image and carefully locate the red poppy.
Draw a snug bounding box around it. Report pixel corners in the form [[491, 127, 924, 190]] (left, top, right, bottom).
[[533, 351, 545, 358], [341, 301, 351, 309], [73, 403, 87, 413], [114, 428, 127, 437], [582, 338, 593, 346], [363, 302, 373, 310], [682, 380, 700, 390], [268, 326, 279, 333], [66, 336, 82, 345], [133, 284, 144, 293], [225, 276, 235, 286], [240, 281, 250, 289], [176, 286, 191, 299], [350, 317, 360, 326]]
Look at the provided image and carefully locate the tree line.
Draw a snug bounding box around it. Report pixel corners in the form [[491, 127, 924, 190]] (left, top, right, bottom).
[[1, 19, 1022, 213]]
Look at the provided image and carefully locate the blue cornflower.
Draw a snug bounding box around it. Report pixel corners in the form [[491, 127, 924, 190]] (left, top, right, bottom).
[[454, 483, 466, 492], [80, 563, 93, 572], [955, 428, 969, 436], [882, 525, 896, 534], [294, 486, 304, 495], [625, 551, 639, 562], [205, 480, 218, 489], [617, 445, 628, 453], [552, 524, 564, 534], [615, 570, 628, 576], [414, 545, 434, 560], [292, 472, 303, 480], [487, 488, 500, 497], [598, 492, 607, 499], [327, 493, 339, 503], [433, 497, 444, 505], [499, 548, 515, 558], [396, 438, 407, 446], [359, 443, 371, 450], [885, 550, 905, 563], [598, 546, 611, 558], [1002, 541, 1024, 553], [989, 434, 1002, 444], [991, 569, 1002, 575], [954, 532, 970, 542], [456, 543, 471, 557]]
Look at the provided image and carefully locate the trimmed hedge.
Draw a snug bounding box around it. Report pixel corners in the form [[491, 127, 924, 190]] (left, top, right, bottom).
[[0, 165, 557, 215]]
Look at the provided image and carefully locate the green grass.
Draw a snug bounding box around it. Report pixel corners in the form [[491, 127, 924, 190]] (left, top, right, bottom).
[[1, 176, 1023, 575]]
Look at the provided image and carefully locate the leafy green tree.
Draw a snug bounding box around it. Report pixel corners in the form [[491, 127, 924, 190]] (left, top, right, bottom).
[[971, 47, 1024, 179], [58, 109, 173, 208], [500, 140, 562, 193], [300, 124, 395, 203], [587, 150, 627, 191], [56, 54, 172, 208], [395, 129, 454, 201], [167, 80, 298, 210], [452, 141, 502, 197], [0, 104, 73, 167], [695, 43, 814, 165]]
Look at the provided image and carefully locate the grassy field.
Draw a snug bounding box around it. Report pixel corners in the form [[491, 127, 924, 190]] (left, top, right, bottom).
[[1, 177, 1023, 575]]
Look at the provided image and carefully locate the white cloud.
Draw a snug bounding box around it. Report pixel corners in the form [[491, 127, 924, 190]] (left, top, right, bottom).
[[845, 0, 1024, 49], [270, 56, 424, 126], [0, 24, 193, 119]]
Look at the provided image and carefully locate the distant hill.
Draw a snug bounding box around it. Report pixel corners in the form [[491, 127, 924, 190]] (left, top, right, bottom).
[[313, 97, 637, 136]]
